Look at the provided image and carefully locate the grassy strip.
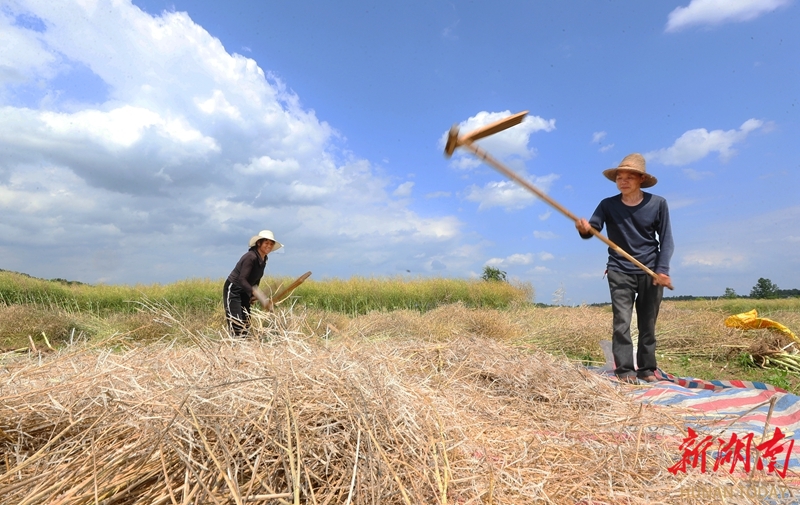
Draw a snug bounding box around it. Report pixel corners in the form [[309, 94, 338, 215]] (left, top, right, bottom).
[[0, 271, 533, 315], [291, 276, 533, 314], [669, 297, 800, 316], [0, 271, 221, 315], [0, 271, 533, 348]]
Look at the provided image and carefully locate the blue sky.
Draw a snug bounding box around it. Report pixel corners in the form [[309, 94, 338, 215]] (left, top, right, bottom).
[[1, 0, 798, 304]]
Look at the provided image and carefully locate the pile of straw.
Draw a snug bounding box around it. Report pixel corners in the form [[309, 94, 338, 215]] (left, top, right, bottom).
[[0, 304, 793, 504]]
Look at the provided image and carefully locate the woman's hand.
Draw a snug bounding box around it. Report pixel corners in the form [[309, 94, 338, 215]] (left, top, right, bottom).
[[251, 287, 270, 308]]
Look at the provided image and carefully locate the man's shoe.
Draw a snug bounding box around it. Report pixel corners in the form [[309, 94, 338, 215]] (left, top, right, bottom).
[[638, 374, 659, 383], [617, 375, 640, 384]]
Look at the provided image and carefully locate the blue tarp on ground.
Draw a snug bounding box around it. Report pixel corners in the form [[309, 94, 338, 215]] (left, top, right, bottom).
[[598, 368, 800, 475]]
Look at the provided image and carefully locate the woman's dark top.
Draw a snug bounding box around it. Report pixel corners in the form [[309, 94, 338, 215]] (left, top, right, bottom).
[[226, 247, 267, 298]]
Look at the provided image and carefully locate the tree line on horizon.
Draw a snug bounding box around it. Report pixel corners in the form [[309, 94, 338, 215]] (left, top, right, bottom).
[[664, 278, 798, 301], [719, 278, 798, 300], [717, 278, 798, 300], [480, 268, 799, 304]]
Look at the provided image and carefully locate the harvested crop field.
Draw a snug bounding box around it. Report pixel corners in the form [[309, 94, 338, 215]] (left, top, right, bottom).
[[2, 303, 799, 504]]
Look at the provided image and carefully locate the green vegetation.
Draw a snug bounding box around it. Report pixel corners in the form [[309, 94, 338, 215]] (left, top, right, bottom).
[[286, 275, 531, 314], [747, 277, 800, 299], [690, 297, 800, 315], [4, 269, 800, 393], [0, 270, 532, 317], [750, 277, 780, 299], [0, 270, 533, 349], [481, 266, 507, 282], [669, 278, 800, 302], [0, 270, 221, 315]]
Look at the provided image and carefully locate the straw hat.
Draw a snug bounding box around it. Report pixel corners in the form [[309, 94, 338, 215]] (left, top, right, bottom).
[[602, 153, 657, 188], [249, 230, 283, 251]]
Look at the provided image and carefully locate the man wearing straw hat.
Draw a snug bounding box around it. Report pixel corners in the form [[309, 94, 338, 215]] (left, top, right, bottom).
[[575, 154, 673, 384], [223, 230, 283, 336]]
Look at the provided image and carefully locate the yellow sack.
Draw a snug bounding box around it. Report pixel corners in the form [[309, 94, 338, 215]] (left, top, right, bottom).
[[724, 309, 799, 344]]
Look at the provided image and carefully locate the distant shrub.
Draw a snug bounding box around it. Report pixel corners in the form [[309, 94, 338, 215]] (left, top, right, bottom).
[[481, 266, 507, 282], [750, 278, 780, 299]]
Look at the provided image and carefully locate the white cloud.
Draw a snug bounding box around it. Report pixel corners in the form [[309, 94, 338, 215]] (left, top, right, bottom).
[[487, 253, 534, 267], [0, 0, 470, 284], [465, 181, 533, 211], [234, 156, 301, 178], [591, 131, 606, 144], [667, 197, 699, 210], [682, 168, 714, 181], [465, 174, 559, 211], [533, 230, 557, 240], [441, 19, 460, 41], [0, 12, 58, 88], [425, 191, 451, 199], [449, 156, 482, 171], [677, 205, 800, 297], [440, 110, 559, 213], [40, 106, 219, 151], [591, 131, 614, 153], [680, 250, 747, 268], [393, 181, 414, 197], [486, 252, 553, 268], [440, 110, 556, 170], [196, 90, 242, 120], [666, 0, 791, 32], [645, 119, 764, 166]]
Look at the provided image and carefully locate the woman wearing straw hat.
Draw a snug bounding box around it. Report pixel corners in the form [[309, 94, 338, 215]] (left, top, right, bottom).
[[575, 153, 674, 384], [223, 230, 283, 336]]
